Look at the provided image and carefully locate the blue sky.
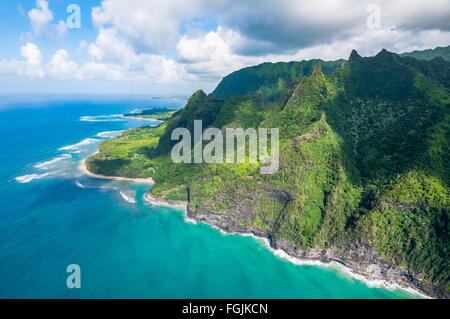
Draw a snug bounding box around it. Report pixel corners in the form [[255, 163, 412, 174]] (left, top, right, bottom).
[[0, 0, 449, 95], [0, 1, 96, 58]]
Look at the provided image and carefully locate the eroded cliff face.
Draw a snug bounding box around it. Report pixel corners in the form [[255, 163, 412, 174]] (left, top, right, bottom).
[[186, 206, 448, 299]]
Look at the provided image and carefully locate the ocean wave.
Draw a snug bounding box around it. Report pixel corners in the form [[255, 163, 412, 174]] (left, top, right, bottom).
[[96, 130, 124, 138], [34, 154, 72, 169], [79, 115, 125, 122], [119, 191, 136, 204], [59, 138, 99, 151], [74, 180, 93, 189], [75, 179, 118, 190], [15, 173, 50, 183]]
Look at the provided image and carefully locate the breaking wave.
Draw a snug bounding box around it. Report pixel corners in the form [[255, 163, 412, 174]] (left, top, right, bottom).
[[59, 138, 99, 151], [15, 173, 50, 183], [119, 191, 136, 204], [34, 154, 72, 169], [79, 115, 125, 122]]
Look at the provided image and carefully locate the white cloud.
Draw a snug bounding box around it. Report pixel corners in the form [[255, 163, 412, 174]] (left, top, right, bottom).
[[0, 43, 45, 78], [382, 0, 450, 31], [27, 0, 67, 38], [80, 61, 126, 81], [19, 43, 45, 78], [88, 28, 145, 67], [91, 0, 219, 54], [47, 50, 82, 80], [84, 27, 186, 82], [87, 0, 450, 84], [177, 28, 258, 79], [28, 0, 53, 35], [2, 0, 449, 91], [55, 20, 68, 38]]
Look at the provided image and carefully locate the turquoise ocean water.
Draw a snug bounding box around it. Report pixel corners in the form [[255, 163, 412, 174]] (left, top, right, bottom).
[[0, 96, 421, 298]]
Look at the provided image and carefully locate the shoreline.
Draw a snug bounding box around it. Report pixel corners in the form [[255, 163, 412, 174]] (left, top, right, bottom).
[[144, 192, 188, 208], [79, 152, 155, 184], [121, 115, 165, 122], [182, 209, 431, 299], [79, 150, 431, 299]]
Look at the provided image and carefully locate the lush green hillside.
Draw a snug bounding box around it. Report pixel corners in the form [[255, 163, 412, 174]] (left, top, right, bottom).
[[400, 45, 450, 61], [212, 59, 344, 101], [211, 46, 449, 103], [123, 108, 178, 120], [87, 48, 449, 296]]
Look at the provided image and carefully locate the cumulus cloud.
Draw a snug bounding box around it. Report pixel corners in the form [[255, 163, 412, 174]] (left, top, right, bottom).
[[28, 0, 53, 35], [19, 43, 45, 78], [91, 0, 218, 54], [0, 43, 44, 78], [86, 0, 450, 83], [3, 0, 450, 89], [382, 0, 450, 31], [85, 27, 187, 82], [211, 0, 450, 56], [88, 28, 145, 67], [47, 50, 82, 80], [177, 28, 259, 79], [27, 0, 67, 38]]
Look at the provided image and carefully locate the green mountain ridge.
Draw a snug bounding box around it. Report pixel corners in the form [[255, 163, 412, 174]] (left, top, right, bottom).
[[211, 45, 450, 103], [400, 45, 450, 61], [86, 46, 450, 298], [212, 59, 344, 102]]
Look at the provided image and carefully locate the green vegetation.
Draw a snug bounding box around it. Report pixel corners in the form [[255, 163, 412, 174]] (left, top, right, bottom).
[[400, 45, 450, 61], [87, 47, 450, 290], [86, 123, 166, 178], [212, 59, 344, 101], [123, 107, 178, 120]]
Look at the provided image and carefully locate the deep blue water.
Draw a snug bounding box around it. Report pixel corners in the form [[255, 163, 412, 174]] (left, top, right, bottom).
[[0, 96, 421, 298]]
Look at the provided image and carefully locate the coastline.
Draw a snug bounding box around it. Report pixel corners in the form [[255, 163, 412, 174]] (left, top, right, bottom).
[[144, 191, 188, 208], [184, 208, 432, 299], [121, 115, 165, 122], [79, 150, 432, 299], [79, 152, 155, 184]]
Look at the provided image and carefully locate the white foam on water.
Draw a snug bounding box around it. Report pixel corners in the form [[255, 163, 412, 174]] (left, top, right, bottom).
[[59, 138, 99, 151], [15, 172, 50, 183], [74, 180, 94, 189], [119, 191, 136, 204], [79, 115, 125, 122], [34, 154, 72, 169], [182, 210, 430, 299]]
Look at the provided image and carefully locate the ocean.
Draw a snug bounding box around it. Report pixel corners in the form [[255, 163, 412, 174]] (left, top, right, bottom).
[[0, 95, 421, 298]]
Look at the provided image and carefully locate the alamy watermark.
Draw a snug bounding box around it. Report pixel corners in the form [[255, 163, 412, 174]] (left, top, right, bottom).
[[66, 4, 81, 29], [367, 4, 381, 29], [171, 120, 279, 174], [66, 264, 81, 289]]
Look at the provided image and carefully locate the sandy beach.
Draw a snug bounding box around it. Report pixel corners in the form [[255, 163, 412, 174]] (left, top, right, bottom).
[[121, 115, 164, 122], [144, 191, 187, 208], [79, 152, 155, 184], [79, 150, 187, 208]]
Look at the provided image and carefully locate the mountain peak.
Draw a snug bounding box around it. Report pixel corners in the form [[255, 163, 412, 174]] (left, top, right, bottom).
[[312, 63, 322, 76], [349, 49, 362, 60], [376, 48, 394, 58], [193, 89, 206, 97]]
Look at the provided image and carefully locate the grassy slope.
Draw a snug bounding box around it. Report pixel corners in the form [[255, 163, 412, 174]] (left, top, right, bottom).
[[87, 49, 449, 287]]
